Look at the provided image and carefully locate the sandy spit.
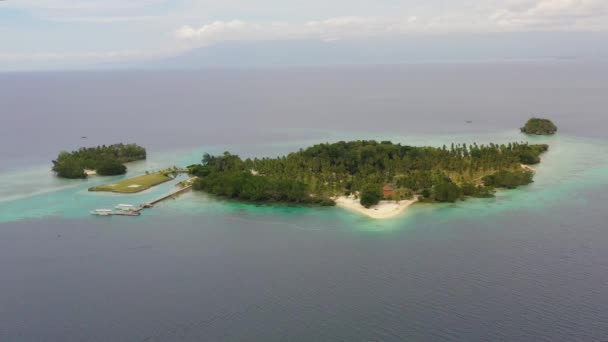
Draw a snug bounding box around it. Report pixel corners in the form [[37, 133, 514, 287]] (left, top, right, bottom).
[[334, 195, 419, 219]]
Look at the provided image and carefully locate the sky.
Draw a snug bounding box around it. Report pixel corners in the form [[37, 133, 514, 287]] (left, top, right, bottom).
[[1, 0, 608, 70]]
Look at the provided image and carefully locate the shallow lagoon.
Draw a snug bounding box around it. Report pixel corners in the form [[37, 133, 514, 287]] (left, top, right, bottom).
[[2, 130, 607, 227]]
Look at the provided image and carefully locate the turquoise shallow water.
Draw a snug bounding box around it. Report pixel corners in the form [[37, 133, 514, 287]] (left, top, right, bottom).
[[2, 130, 608, 228]]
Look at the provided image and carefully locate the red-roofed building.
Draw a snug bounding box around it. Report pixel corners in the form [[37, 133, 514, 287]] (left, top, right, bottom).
[[383, 185, 395, 198]]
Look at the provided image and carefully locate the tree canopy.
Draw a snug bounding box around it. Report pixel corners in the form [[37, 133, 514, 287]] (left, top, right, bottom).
[[521, 118, 557, 135], [189, 140, 548, 207], [52, 143, 146, 179], [359, 184, 383, 208], [433, 181, 463, 203]]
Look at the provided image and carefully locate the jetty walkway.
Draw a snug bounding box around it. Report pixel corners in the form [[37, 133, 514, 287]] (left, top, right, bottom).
[[91, 178, 196, 217], [142, 184, 193, 208]]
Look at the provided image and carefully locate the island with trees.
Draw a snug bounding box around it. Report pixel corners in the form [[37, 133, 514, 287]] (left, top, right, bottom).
[[187, 140, 549, 218], [521, 118, 558, 135], [52, 143, 146, 179]]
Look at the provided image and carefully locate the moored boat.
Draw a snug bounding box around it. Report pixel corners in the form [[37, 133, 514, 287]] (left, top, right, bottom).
[[90, 209, 113, 216], [115, 204, 136, 211]]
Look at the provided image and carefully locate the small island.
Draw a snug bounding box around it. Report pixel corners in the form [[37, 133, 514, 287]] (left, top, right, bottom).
[[521, 118, 557, 135], [52, 143, 146, 179], [187, 140, 549, 219]]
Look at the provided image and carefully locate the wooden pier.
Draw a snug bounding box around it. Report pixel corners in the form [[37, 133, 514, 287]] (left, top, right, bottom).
[[145, 184, 193, 207], [111, 211, 141, 216], [91, 182, 194, 217]]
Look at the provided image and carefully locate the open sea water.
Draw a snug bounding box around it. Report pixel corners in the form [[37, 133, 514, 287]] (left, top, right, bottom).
[[1, 62, 608, 341]]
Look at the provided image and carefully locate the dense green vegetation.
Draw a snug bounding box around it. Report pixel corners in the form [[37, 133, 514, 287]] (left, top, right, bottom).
[[521, 118, 558, 135], [189, 140, 548, 207], [359, 184, 383, 208], [433, 182, 463, 203], [194, 171, 334, 206], [52, 143, 146, 179], [95, 159, 127, 176], [482, 170, 534, 189]]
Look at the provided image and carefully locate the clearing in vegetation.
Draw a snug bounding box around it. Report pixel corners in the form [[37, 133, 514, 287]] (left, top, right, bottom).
[[89, 172, 173, 193]]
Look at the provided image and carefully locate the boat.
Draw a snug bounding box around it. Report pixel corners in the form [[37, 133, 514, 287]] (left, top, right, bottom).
[[114, 211, 141, 216], [115, 204, 136, 211], [91, 209, 113, 216]]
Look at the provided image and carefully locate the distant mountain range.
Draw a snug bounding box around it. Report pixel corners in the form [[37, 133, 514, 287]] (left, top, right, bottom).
[[139, 32, 608, 69]]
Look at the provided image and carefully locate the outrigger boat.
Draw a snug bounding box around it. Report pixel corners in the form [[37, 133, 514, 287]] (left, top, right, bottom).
[[115, 204, 137, 211], [90, 208, 141, 216], [90, 209, 113, 216]]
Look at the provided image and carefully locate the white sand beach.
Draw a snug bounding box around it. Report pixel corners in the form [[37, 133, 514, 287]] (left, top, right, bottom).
[[521, 164, 536, 172], [334, 195, 419, 219]]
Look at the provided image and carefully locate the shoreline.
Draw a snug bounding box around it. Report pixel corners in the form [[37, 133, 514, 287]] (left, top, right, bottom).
[[334, 195, 419, 219], [521, 164, 536, 172]]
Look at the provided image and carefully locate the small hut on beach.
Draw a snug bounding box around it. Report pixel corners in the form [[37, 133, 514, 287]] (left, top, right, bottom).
[[383, 185, 395, 199]]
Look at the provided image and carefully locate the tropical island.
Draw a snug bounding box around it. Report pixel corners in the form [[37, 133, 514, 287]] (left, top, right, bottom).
[[52, 143, 146, 179], [187, 140, 549, 219], [521, 118, 558, 135]]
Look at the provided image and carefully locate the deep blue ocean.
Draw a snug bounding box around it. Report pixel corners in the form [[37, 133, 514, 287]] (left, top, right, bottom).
[[1, 62, 608, 341]]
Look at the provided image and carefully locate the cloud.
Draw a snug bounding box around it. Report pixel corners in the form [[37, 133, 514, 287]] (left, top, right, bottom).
[[176, 20, 249, 40], [175, 1, 608, 46], [304, 17, 382, 40], [175, 17, 390, 43], [492, 0, 608, 31], [175, 17, 395, 45], [6, 0, 608, 31], [3, 0, 608, 71]]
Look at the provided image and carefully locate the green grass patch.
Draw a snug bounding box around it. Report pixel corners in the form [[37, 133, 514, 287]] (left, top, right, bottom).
[[89, 173, 173, 193]]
